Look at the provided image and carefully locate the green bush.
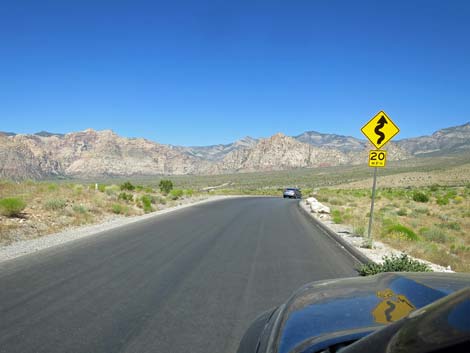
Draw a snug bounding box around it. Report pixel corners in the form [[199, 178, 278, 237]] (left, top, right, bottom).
[[385, 223, 418, 241], [120, 181, 135, 191], [412, 191, 429, 203], [445, 189, 457, 198], [111, 204, 124, 214], [159, 179, 173, 194], [118, 192, 134, 202], [44, 198, 67, 211], [332, 209, 343, 223], [47, 183, 58, 191], [169, 189, 184, 200], [358, 254, 432, 276], [0, 198, 26, 217], [141, 195, 153, 213], [436, 196, 449, 206], [98, 184, 106, 192]]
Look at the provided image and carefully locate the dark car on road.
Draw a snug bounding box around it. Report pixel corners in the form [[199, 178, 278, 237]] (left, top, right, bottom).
[[237, 272, 470, 353], [283, 188, 301, 199]]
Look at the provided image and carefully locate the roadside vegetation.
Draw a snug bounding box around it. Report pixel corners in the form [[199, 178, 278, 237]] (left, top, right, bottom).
[[313, 184, 470, 272], [0, 180, 199, 245], [358, 254, 432, 276], [2, 153, 469, 267]]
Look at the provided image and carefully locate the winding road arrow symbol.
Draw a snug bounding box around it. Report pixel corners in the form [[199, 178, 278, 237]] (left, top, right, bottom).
[[374, 115, 388, 145]]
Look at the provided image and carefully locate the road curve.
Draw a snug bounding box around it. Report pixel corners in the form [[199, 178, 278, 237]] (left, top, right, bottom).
[[0, 197, 358, 353]]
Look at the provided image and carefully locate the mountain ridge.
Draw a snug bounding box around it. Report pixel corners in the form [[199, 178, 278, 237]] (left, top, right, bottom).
[[0, 122, 468, 179]]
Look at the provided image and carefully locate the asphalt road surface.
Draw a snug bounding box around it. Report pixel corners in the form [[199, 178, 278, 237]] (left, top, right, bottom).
[[0, 197, 359, 353]]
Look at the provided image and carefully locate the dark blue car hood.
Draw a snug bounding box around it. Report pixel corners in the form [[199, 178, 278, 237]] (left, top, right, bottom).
[[268, 272, 470, 353]]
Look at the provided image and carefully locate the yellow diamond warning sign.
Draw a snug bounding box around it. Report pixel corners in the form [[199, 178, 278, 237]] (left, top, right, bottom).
[[369, 150, 387, 168], [361, 111, 399, 149]]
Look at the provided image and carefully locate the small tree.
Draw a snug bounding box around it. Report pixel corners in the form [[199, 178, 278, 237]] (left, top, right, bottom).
[[159, 179, 173, 194], [120, 181, 135, 191], [412, 191, 429, 203]]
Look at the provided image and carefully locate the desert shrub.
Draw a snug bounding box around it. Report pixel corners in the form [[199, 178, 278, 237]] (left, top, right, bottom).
[[185, 189, 194, 197], [358, 254, 432, 276], [118, 192, 134, 202], [410, 206, 429, 217], [44, 198, 67, 211], [438, 221, 461, 231], [159, 179, 173, 194], [120, 181, 135, 191], [429, 184, 440, 192], [73, 204, 88, 214], [169, 189, 184, 200], [74, 185, 84, 195], [412, 191, 429, 203], [157, 196, 167, 205], [315, 194, 329, 202], [453, 196, 463, 204], [354, 225, 365, 237], [111, 204, 124, 214], [105, 185, 120, 196], [353, 190, 368, 198], [97, 184, 106, 192], [141, 195, 153, 213], [396, 208, 408, 216], [332, 209, 343, 223], [135, 185, 144, 191], [329, 197, 344, 206], [445, 189, 457, 198], [450, 244, 470, 255], [0, 198, 26, 217], [384, 223, 418, 241], [420, 227, 449, 243], [47, 183, 58, 191], [438, 215, 450, 223], [436, 196, 449, 206]]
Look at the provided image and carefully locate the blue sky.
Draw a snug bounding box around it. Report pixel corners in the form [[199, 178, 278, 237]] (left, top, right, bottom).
[[1, 0, 469, 146]]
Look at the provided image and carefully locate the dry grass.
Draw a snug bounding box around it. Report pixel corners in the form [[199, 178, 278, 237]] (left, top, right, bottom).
[[0, 181, 198, 245], [314, 185, 470, 272]]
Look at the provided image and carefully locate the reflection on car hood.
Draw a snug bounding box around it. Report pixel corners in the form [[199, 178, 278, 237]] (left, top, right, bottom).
[[271, 272, 470, 353]]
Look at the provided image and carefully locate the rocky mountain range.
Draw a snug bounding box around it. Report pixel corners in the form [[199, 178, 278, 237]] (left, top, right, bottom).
[[0, 122, 468, 179]]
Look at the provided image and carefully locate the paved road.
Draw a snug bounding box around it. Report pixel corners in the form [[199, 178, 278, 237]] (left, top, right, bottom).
[[0, 197, 358, 353]]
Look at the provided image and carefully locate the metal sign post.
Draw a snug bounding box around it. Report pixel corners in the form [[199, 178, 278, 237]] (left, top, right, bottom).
[[367, 166, 378, 243]]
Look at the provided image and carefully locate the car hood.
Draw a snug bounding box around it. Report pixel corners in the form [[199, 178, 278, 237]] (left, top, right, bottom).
[[269, 272, 470, 353]]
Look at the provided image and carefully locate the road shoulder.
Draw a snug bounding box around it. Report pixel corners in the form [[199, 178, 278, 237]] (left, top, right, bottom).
[[0, 195, 241, 263]]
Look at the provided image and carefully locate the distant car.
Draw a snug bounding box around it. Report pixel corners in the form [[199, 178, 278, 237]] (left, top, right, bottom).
[[283, 188, 301, 199], [237, 272, 470, 353]]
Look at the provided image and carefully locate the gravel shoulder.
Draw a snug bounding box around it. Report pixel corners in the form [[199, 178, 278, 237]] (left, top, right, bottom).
[[0, 195, 240, 263], [299, 200, 453, 272]]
